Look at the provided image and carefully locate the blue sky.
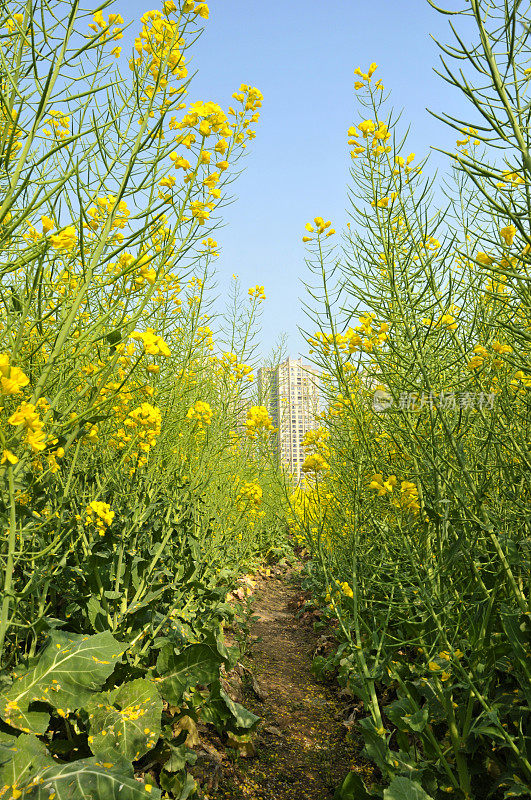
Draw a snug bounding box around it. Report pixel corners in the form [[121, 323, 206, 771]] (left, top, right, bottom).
[[114, 0, 471, 361]]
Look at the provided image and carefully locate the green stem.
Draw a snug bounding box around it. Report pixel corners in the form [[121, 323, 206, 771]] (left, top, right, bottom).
[[0, 467, 18, 665]]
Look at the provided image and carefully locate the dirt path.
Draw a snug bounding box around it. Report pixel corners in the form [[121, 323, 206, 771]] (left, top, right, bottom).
[[208, 568, 361, 800]]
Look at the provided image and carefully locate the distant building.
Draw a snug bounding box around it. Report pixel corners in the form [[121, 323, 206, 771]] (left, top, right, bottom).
[[257, 357, 320, 481]]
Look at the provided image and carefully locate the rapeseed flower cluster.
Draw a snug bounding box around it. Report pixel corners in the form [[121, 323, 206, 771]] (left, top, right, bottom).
[[186, 400, 213, 427], [8, 402, 47, 453], [349, 114, 391, 159], [353, 62, 382, 91], [43, 109, 70, 139], [301, 452, 329, 473], [85, 196, 130, 233], [467, 340, 513, 370], [0, 105, 23, 161], [422, 305, 459, 332], [244, 406, 275, 438], [133, 8, 187, 85], [302, 216, 335, 242], [302, 427, 329, 450], [500, 224, 516, 246], [195, 326, 214, 351], [248, 284, 266, 301], [217, 352, 254, 383], [0, 354, 29, 395], [308, 314, 388, 357], [496, 170, 526, 190], [369, 474, 420, 514], [237, 481, 263, 509], [131, 329, 171, 357], [340, 581, 354, 598], [49, 226, 78, 251], [327, 392, 355, 417], [85, 501, 115, 536], [1, 450, 18, 465], [113, 403, 162, 470]]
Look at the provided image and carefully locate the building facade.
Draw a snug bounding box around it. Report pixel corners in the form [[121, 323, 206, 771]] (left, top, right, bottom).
[[257, 357, 320, 481]]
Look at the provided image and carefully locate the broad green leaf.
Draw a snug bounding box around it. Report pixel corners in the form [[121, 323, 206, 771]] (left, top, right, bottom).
[[87, 596, 109, 633], [198, 693, 230, 729], [178, 772, 197, 799], [0, 734, 18, 772], [31, 757, 161, 799], [0, 734, 54, 795], [404, 708, 428, 733], [470, 710, 508, 742], [359, 717, 392, 773], [334, 770, 375, 799], [155, 643, 223, 705], [199, 683, 259, 733], [159, 769, 196, 799], [219, 688, 259, 731], [0, 631, 125, 734], [87, 678, 162, 762], [385, 698, 414, 731], [124, 587, 168, 618], [383, 777, 435, 800], [162, 741, 187, 773], [205, 629, 231, 663]]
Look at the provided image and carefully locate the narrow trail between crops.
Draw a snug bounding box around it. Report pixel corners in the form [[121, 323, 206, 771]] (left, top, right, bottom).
[[207, 566, 365, 800]]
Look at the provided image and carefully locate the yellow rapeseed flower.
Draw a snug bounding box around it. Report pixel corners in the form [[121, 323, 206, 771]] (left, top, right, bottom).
[[1, 450, 18, 465], [500, 224, 516, 246], [49, 226, 77, 251], [186, 400, 213, 427]]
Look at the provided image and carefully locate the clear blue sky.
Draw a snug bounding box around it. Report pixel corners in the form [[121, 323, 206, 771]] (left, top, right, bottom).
[[114, 0, 471, 361]]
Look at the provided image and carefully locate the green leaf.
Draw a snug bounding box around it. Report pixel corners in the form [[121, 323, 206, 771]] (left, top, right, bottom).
[[32, 757, 161, 799], [0, 733, 54, 793], [87, 596, 109, 633], [359, 717, 392, 773], [159, 769, 196, 799], [207, 629, 231, 663], [469, 710, 508, 742], [104, 591, 123, 600], [385, 698, 414, 731], [383, 777, 435, 800], [219, 688, 259, 731], [504, 783, 531, 798], [87, 678, 163, 762], [124, 587, 168, 618], [155, 643, 223, 705], [177, 772, 197, 800], [404, 708, 429, 733], [334, 771, 375, 799], [162, 741, 187, 773], [500, 610, 530, 668], [106, 329, 122, 350], [0, 631, 125, 733], [199, 683, 259, 733], [0, 734, 17, 772], [198, 693, 229, 729]]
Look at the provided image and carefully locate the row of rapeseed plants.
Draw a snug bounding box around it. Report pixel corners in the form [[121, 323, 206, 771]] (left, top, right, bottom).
[[0, 2, 287, 798], [291, 2, 530, 799]]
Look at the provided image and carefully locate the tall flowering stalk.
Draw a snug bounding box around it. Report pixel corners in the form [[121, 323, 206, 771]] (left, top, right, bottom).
[[300, 3, 531, 796], [0, 0, 266, 663]]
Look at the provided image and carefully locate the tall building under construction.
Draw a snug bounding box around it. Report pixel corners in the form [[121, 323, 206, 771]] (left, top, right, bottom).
[[257, 357, 320, 480]]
